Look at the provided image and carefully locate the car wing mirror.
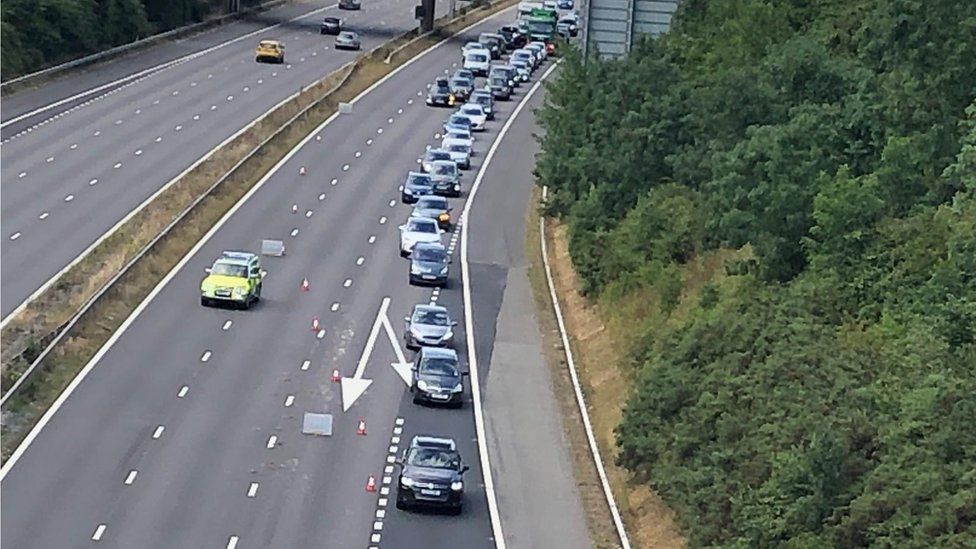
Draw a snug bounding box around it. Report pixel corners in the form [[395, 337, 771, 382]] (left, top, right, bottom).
[[461, 371, 470, 377], [461, 465, 470, 473], [204, 267, 212, 274], [404, 316, 411, 323], [399, 224, 406, 231], [451, 321, 458, 327]]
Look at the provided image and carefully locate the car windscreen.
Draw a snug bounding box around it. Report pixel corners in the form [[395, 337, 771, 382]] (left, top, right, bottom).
[[407, 448, 460, 469], [420, 357, 459, 376], [448, 144, 469, 153], [449, 116, 471, 125], [434, 163, 456, 176], [407, 174, 432, 186], [407, 220, 437, 233], [469, 54, 487, 63], [414, 309, 450, 325], [212, 263, 247, 277], [414, 247, 446, 262], [427, 151, 451, 161], [490, 77, 507, 87], [418, 197, 448, 209], [461, 107, 481, 116]]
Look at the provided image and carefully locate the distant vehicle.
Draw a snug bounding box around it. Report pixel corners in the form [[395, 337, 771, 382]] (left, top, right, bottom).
[[399, 217, 443, 257], [487, 75, 513, 100], [458, 103, 488, 131], [454, 68, 476, 82], [412, 195, 453, 229], [543, 0, 558, 11], [395, 435, 469, 513], [512, 49, 538, 69], [526, 41, 549, 61], [404, 304, 457, 349], [334, 31, 360, 50], [463, 52, 490, 76], [442, 131, 474, 153], [490, 65, 519, 88], [320, 16, 342, 34], [409, 242, 450, 287], [338, 0, 361, 10], [523, 8, 557, 42], [429, 160, 462, 197], [509, 59, 532, 82], [517, 1, 545, 19], [557, 0, 573, 8], [449, 77, 473, 101], [498, 25, 527, 49], [409, 347, 467, 407], [200, 251, 263, 309], [557, 14, 579, 37], [426, 77, 455, 107], [461, 41, 489, 57], [478, 33, 505, 58], [255, 39, 285, 63], [401, 171, 434, 203], [422, 149, 454, 173], [470, 90, 495, 119], [444, 142, 472, 170], [444, 113, 473, 135]]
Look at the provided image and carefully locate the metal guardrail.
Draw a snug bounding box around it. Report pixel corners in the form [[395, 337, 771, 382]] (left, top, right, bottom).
[[0, 0, 288, 91], [0, 0, 510, 408]]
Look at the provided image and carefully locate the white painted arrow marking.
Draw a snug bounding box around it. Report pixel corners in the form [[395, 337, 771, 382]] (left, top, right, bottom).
[[341, 297, 411, 410]]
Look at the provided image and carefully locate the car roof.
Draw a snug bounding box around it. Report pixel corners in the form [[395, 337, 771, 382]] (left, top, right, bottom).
[[413, 303, 448, 314], [413, 241, 446, 252], [259, 40, 281, 46], [218, 251, 255, 265], [417, 194, 447, 203], [410, 435, 457, 451], [420, 346, 459, 360]]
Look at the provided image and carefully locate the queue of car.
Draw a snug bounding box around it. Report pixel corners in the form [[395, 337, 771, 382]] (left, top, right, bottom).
[[236, 10, 555, 517]]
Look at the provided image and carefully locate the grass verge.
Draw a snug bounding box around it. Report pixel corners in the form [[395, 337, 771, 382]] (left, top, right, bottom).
[[525, 190, 689, 548], [0, 0, 518, 463]]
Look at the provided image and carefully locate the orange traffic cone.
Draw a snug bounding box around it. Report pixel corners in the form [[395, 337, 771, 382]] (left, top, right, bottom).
[[299, 166, 307, 176], [311, 316, 320, 332], [365, 475, 377, 492], [331, 368, 341, 383], [301, 277, 310, 292], [356, 418, 367, 436], [292, 204, 299, 214]]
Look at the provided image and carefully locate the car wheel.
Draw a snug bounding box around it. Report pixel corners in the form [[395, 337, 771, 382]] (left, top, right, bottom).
[[254, 284, 262, 302], [242, 297, 251, 311], [396, 498, 408, 510], [400, 249, 409, 258], [412, 393, 422, 405], [451, 504, 463, 516], [201, 296, 210, 307]]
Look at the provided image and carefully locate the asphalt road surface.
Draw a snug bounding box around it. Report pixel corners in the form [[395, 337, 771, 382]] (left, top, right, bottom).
[[1, 8, 592, 549], [0, 0, 449, 318]]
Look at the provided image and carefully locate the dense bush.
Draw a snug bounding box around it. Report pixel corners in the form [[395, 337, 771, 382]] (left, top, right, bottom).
[[0, 0, 264, 79], [536, 0, 976, 546]]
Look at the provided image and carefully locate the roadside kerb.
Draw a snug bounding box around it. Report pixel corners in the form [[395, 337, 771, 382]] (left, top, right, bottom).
[[0, 0, 290, 95], [0, 0, 518, 462], [538, 186, 633, 549]]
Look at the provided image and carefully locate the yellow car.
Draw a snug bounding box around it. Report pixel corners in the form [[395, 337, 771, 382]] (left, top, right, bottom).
[[255, 40, 285, 64], [200, 251, 263, 309]]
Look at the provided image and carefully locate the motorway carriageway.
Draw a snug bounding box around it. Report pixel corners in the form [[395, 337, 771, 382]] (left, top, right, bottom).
[[0, 6, 560, 548], [0, 0, 448, 318]]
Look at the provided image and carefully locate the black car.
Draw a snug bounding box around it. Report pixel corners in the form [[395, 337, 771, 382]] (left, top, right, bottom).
[[498, 25, 527, 49], [410, 347, 467, 407], [448, 77, 473, 102], [320, 16, 341, 34], [488, 75, 512, 100], [338, 0, 361, 9], [409, 242, 449, 287], [396, 435, 469, 513], [401, 171, 434, 203], [426, 77, 454, 107]]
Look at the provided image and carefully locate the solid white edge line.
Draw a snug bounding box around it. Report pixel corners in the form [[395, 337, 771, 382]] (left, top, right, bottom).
[[0, 1, 516, 482], [539, 185, 632, 547], [460, 59, 561, 549], [0, 83, 302, 329], [0, 3, 336, 130]]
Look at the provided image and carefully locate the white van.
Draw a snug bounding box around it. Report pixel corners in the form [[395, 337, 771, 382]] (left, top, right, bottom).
[[517, 1, 544, 18], [463, 51, 490, 76]]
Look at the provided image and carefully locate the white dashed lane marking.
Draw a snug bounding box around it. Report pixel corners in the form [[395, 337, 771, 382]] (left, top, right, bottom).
[[39, 212, 49, 220], [92, 524, 107, 541], [18, 172, 26, 178], [223, 320, 232, 330], [343, 279, 352, 288], [89, 178, 98, 186], [124, 470, 138, 485], [301, 360, 311, 371], [247, 483, 259, 497], [226, 536, 240, 549], [152, 425, 165, 439], [177, 385, 189, 398], [64, 195, 74, 202], [331, 178, 338, 186], [266, 435, 277, 449], [284, 395, 295, 407], [201, 351, 212, 362], [368, 235, 376, 244], [379, 216, 387, 224], [331, 302, 340, 312], [114, 162, 122, 169], [356, 256, 365, 266]]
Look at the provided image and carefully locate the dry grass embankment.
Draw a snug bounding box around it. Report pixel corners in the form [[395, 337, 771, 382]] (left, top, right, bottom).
[[0, 0, 518, 462], [527, 191, 751, 547]]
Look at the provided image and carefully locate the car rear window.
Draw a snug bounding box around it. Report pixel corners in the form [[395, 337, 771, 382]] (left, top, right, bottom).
[[414, 247, 446, 262], [408, 219, 437, 233], [469, 54, 487, 62]]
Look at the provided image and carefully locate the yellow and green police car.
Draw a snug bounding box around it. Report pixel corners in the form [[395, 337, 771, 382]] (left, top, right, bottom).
[[200, 251, 263, 309]]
